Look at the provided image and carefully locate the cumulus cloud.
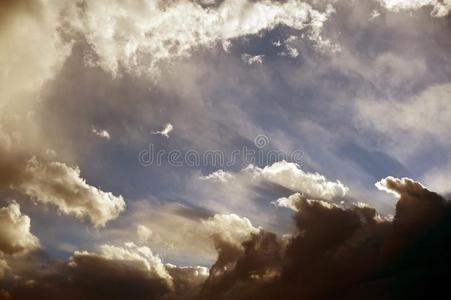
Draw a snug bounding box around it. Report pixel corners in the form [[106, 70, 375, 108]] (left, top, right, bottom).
[[70, 243, 173, 286], [375, 176, 424, 197], [2, 242, 210, 300], [118, 200, 261, 268], [273, 192, 303, 211], [18, 158, 125, 227], [192, 162, 351, 234], [4, 243, 174, 300], [194, 177, 451, 300], [202, 213, 260, 246], [247, 161, 349, 201], [0, 201, 40, 256], [0, 201, 39, 280]]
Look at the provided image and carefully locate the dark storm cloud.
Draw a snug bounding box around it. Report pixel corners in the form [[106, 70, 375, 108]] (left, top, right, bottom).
[[2, 254, 170, 300], [192, 177, 451, 300], [3, 177, 451, 300]]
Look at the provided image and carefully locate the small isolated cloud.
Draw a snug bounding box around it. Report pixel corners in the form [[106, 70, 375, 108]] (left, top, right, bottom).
[[278, 35, 300, 58], [19, 158, 126, 227], [241, 54, 264, 65], [199, 170, 234, 183], [369, 9, 381, 20], [92, 127, 111, 140], [152, 123, 174, 138], [273, 40, 282, 47]]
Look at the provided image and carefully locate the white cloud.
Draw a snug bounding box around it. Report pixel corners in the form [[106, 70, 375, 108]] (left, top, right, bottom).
[[273, 193, 338, 212], [247, 161, 349, 201], [0, 201, 40, 256], [202, 213, 260, 246], [92, 128, 111, 140], [278, 35, 301, 58], [18, 158, 126, 227], [375, 176, 426, 198], [152, 123, 174, 138], [68, 0, 333, 76], [199, 170, 234, 183], [273, 193, 303, 211], [369, 9, 381, 20], [379, 0, 451, 17], [241, 54, 264, 65]]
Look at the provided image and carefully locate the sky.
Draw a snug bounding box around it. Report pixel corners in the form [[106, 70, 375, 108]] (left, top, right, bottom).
[[0, 0, 451, 299]]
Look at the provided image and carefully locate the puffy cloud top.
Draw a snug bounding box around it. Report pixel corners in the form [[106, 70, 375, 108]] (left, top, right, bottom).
[[0, 201, 39, 256], [71, 242, 172, 286], [250, 161, 349, 200], [202, 213, 260, 246]]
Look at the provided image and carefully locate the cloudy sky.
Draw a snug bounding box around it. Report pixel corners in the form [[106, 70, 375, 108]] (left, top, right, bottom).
[[1, 0, 451, 299]]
